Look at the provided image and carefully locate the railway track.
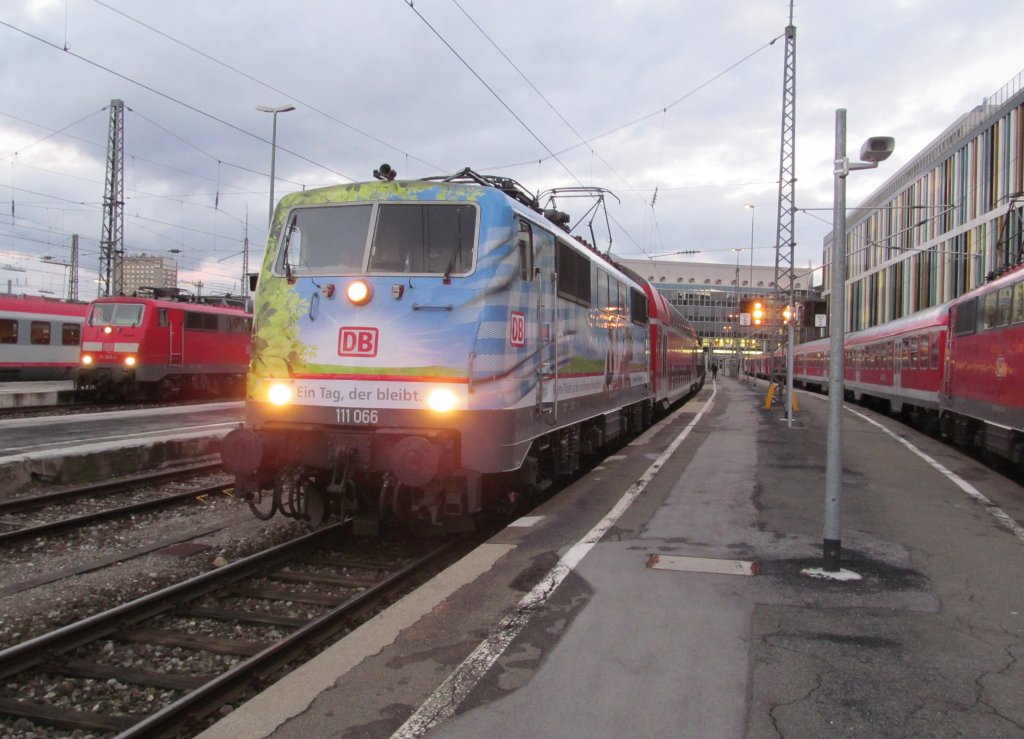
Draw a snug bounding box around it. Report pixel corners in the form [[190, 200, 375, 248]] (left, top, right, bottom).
[[0, 462, 230, 546], [0, 524, 469, 737]]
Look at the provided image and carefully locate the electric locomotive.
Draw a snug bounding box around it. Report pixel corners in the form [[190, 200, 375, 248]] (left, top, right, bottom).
[[77, 288, 252, 400], [0, 295, 88, 381], [222, 167, 680, 532]]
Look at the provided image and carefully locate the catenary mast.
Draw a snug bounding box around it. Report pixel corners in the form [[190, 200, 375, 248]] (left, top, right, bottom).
[[99, 99, 125, 297]]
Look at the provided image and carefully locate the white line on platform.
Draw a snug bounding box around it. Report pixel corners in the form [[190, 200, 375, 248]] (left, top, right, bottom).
[[391, 385, 719, 738], [847, 407, 1024, 544]]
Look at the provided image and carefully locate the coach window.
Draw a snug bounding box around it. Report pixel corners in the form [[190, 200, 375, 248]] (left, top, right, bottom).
[[61, 323, 80, 346], [1013, 282, 1024, 324], [918, 335, 929, 369], [516, 219, 533, 281], [0, 319, 16, 343], [596, 269, 610, 310], [930, 331, 940, 369], [31, 321, 51, 345], [996, 286, 1012, 326]]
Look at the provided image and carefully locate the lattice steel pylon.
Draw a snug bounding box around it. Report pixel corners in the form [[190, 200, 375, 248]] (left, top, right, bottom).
[[772, 3, 797, 421], [99, 99, 125, 297]]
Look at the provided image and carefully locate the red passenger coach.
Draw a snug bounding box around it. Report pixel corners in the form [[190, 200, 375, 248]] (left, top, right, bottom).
[[0, 295, 88, 381], [77, 290, 252, 401], [632, 274, 705, 412], [944, 266, 1024, 457]]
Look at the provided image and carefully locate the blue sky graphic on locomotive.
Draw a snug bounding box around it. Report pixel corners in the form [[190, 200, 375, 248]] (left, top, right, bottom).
[[250, 178, 647, 414]]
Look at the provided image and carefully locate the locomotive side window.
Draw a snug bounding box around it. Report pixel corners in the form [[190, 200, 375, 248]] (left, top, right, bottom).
[[555, 241, 591, 306], [61, 323, 80, 346], [979, 291, 998, 331], [631, 288, 648, 324], [516, 219, 533, 281], [954, 298, 976, 335], [281, 204, 372, 275], [1014, 282, 1024, 324], [0, 319, 16, 344], [30, 321, 51, 345], [996, 286, 1012, 326], [185, 312, 218, 331], [369, 203, 476, 275]]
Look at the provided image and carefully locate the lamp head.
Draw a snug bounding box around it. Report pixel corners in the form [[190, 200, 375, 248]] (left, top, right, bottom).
[[859, 136, 895, 163]]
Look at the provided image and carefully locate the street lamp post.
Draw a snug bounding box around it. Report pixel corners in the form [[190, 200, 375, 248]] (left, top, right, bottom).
[[733, 247, 743, 376], [256, 104, 296, 228], [813, 109, 894, 578], [744, 203, 755, 382]]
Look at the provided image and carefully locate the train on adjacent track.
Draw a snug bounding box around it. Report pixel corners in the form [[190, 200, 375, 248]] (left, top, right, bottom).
[[76, 289, 253, 401], [221, 167, 706, 532], [0, 294, 88, 381], [749, 263, 1024, 465]]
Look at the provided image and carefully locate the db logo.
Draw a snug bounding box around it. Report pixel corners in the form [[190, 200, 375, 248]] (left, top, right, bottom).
[[509, 311, 526, 348], [338, 327, 378, 357]]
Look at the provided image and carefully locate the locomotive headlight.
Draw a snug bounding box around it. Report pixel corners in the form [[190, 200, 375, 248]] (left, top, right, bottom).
[[124, 356, 137, 367], [81, 355, 93, 365], [267, 382, 293, 406], [346, 279, 372, 305], [103, 326, 113, 334], [427, 387, 457, 413]]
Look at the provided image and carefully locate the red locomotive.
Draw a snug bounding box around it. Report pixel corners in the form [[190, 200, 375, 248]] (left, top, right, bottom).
[[0, 295, 88, 381], [752, 264, 1024, 464], [77, 288, 252, 401]]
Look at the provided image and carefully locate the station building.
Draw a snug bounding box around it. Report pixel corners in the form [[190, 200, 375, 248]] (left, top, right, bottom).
[[828, 69, 1024, 332], [618, 257, 820, 365]]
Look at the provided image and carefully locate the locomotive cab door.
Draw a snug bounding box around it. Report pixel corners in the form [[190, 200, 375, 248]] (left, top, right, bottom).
[[532, 226, 558, 417], [165, 308, 184, 366]]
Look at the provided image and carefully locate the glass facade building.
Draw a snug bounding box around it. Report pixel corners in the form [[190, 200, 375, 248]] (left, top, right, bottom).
[[618, 258, 820, 366], [827, 70, 1024, 332]]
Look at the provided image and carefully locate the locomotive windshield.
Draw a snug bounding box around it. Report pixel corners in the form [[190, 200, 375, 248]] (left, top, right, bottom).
[[278, 202, 477, 277], [88, 303, 143, 327]]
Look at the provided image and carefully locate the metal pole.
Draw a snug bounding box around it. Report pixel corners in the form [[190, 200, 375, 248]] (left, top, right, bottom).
[[824, 108, 848, 572], [746, 204, 755, 383], [268, 111, 279, 228]]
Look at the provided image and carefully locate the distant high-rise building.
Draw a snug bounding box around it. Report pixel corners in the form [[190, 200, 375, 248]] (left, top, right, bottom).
[[121, 254, 177, 296]]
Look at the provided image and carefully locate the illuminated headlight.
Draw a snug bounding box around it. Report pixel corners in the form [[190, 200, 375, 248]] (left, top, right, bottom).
[[124, 356, 136, 367], [268, 382, 293, 406], [103, 326, 112, 334], [81, 355, 93, 365], [427, 388, 457, 413], [346, 280, 372, 305]]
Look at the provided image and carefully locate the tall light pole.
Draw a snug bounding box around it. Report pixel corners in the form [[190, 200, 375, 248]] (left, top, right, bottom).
[[813, 109, 894, 578], [732, 247, 743, 376], [256, 104, 295, 228], [744, 204, 755, 379]]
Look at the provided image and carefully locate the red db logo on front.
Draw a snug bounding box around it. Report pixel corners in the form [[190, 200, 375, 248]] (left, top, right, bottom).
[[338, 327, 378, 357], [509, 311, 526, 347]]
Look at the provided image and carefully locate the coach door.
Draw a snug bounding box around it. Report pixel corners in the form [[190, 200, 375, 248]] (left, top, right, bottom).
[[165, 308, 184, 366], [533, 226, 557, 417]]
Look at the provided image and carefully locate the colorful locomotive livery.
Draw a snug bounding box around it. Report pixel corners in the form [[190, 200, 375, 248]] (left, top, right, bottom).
[[222, 168, 704, 531], [0, 294, 88, 381], [76, 289, 252, 401], [750, 264, 1024, 464]]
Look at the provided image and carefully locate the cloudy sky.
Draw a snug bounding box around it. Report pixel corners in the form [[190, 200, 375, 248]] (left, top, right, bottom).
[[2, 0, 1022, 299]]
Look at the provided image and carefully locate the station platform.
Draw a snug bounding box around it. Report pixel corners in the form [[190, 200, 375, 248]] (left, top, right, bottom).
[[199, 378, 1024, 739], [0, 381, 75, 408]]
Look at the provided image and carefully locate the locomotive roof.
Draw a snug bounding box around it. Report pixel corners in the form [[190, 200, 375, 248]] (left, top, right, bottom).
[[89, 295, 249, 313]]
